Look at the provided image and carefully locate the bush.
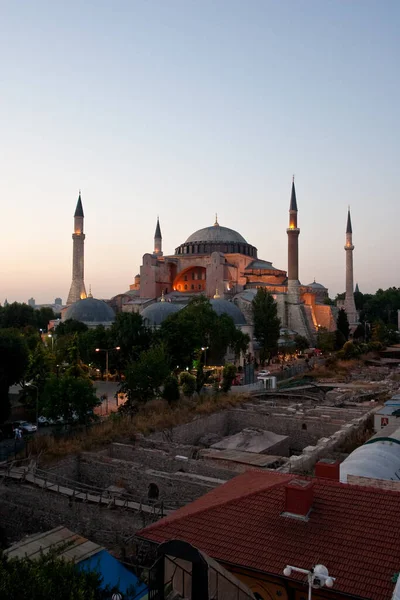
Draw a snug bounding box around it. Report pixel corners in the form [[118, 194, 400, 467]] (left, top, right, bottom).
[[179, 372, 196, 397], [221, 363, 237, 393], [162, 375, 180, 404]]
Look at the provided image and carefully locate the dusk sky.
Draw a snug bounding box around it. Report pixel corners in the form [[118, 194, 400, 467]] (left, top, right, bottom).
[[1, 0, 399, 304]]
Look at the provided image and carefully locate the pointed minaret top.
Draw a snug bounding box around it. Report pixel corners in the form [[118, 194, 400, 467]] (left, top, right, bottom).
[[88, 285, 93, 298], [160, 290, 165, 302], [154, 216, 162, 239], [346, 208, 352, 234], [355, 282, 360, 294], [213, 288, 220, 299], [290, 179, 298, 211], [214, 213, 219, 226], [74, 192, 84, 218]]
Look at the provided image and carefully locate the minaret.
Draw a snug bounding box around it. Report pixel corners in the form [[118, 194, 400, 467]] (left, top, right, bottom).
[[287, 177, 300, 302], [66, 192, 87, 305], [344, 208, 357, 324], [154, 217, 162, 256]]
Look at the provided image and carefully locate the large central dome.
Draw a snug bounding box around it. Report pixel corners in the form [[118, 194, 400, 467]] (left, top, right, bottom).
[[175, 220, 257, 258], [185, 223, 247, 245]]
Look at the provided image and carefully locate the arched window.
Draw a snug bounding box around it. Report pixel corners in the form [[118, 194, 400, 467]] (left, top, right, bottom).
[[148, 483, 159, 500], [302, 423, 307, 430], [184, 284, 188, 290]]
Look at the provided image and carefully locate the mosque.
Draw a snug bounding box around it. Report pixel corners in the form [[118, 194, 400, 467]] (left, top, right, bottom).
[[63, 181, 358, 344]]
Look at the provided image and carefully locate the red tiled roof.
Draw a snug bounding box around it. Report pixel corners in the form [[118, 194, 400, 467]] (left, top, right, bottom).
[[138, 470, 400, 600]]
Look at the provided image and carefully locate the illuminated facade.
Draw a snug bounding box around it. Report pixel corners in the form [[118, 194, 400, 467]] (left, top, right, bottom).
[[126, 181, 336, 342]]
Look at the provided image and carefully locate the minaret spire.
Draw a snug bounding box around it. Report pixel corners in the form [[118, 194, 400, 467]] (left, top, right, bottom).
[[287, 178, 300, 302], [67, 192, 87, 305], [344, 207, 357, 326], [154, 216, 163, 256]]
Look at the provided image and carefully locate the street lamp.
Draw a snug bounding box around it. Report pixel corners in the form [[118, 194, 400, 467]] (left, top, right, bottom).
[[25, 382, 39, 429], [48, 333, 54, 351], [95, 347, 121, 381], [283, 564, 335, 600], [201, 346, 209, 367]]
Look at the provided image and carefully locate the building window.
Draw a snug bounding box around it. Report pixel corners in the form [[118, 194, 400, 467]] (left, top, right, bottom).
[[198, 284, 202, 289], [302, 423, 307, 430], [192, 272, 195, 280], [191, 284, 194, 290], [184, 284, 188, 290], [184, 275, 188, 281]]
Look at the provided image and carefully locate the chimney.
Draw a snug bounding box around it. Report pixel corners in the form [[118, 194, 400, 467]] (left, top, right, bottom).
[[315, 459, 340, 480], [284, 479, 314, 518]]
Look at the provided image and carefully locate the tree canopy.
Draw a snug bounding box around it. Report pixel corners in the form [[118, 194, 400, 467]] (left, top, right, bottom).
[[251, 289, 280, 364], [0, 330, 29, 422], [336, 308, 350, 341], [0, 549, 127, 600]]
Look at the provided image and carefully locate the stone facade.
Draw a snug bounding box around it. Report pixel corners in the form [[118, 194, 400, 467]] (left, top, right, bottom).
[[67, 194, 87, 305]]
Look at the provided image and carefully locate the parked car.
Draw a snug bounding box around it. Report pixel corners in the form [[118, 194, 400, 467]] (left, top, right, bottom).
[[13, 421, 37, 434], [257, 370, 271, 377], [37, 416, 49, 426]]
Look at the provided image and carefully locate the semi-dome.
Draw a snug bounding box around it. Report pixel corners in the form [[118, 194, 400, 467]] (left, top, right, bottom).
[[185, 224, 247, 245], [63, 297, 115, 324], [141, 301, 183, 327], [210, 298, 246, 326]]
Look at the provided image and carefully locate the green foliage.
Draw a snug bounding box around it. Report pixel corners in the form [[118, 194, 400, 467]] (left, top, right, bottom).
[[371, 319, 399, 346], [316, 328, 335, 353], [120, 345, 170, 407], [252, 289, 280, 364], [0, 548, 117, 600], [0, 330, 29, 423], [162, 375, 180, 404], [323, 297, 335, 306], [336, 308, 350, 341], [159, 296, 248, 369], [334, 329, 347, 350], [294, 334, 309, 352], [56, 319, 89, 336], [179, 372, 196, 397], [36, 307, 56, 330], [221, 363, 237, 393], [41, 375, 99, 423], [109, 312, 152, 367]]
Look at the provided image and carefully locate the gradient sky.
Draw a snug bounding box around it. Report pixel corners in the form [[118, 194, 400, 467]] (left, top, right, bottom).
[[1, 0, 399, 304]]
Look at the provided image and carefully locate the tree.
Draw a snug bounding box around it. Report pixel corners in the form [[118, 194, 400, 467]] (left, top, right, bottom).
[[179, 372, 196, 397], [294, 334, 309, 352], [0, 302, 36, 329], [316, 327, 335, 353], [221, 363, 237, 393], [0, 330, 29, 422], [336, 308, 350, 341], [35, 307, 56, 330], [120, 345, 170, 408], [55, 319, 88, 336], [160, 296, 249, 369], [109, 312, 152, 367], [252, 289, 280, 364], [0, 549, 127, 600], [41, 375, 99, 423]]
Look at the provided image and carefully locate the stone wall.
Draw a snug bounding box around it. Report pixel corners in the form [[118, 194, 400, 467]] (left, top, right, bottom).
[[73, 454, 226, 505], [0, 480, 144, 552], [108, 444, 236, 480]]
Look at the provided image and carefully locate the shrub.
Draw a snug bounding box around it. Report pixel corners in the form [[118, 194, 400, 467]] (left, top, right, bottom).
[[179, 372, 196, 397], [162, 375, 180, 404], [221, 363, 237, 393]]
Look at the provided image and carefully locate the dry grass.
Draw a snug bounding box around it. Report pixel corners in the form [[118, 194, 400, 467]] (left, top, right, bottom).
[[311, 359, 362, 381], [29, 392, 251, 461]]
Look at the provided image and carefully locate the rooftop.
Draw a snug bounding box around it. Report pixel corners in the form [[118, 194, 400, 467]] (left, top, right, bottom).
[[138, 470, 400, 600], [185, 223, 247, 245]]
